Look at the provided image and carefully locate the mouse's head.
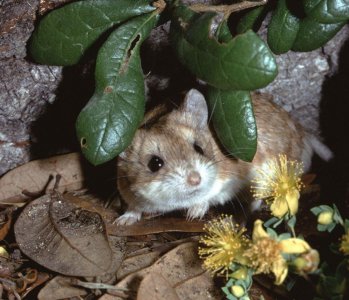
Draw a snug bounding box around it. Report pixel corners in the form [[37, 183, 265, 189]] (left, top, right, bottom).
[[117, 89, 230, 209]]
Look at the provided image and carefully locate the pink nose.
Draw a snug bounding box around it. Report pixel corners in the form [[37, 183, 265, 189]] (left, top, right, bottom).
[[187, 171, 201, 186]]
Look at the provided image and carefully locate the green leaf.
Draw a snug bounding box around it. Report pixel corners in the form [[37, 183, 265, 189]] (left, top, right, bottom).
[[267, 0, 300, 54], [76, 12, 158, 165], [266, 227, 278, 238], [344, 219, 349, 230], [30, 0, 155, 65], [215, 20, 233, 43], [304, 0, 349, 23], [319, 204, 334, 211], [272, 217, 284, 228], [171, 8, 277, 90], [278, 232, 292, 240], [236, 6, 265, 34], [264, 217, 280, 228], [332, 204, 344, 224], [287, 215, 297, 228], [292, 16, 345, 51], [206, 88, 257, 162], [311, 206, 322, 215]]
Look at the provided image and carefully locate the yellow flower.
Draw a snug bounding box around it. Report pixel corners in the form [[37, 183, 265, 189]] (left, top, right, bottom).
[[244, 220, 312, 285], [251, 154, 304, 218], [199, 215, 250, 275], [340, 231, 349, 255]]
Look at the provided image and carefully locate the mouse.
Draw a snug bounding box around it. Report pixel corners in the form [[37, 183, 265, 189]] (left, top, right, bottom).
[[116, 89, 332, 225]]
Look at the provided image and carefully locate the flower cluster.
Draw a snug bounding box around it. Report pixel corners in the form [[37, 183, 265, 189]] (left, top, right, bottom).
[[199, 217, 316, 287], [199, 154, 349, 299], [198, 154, 329, 299]]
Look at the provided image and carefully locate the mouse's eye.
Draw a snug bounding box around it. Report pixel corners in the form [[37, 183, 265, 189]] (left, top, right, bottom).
[[193, 142, 204, 155], [148, 155, 164, 172]]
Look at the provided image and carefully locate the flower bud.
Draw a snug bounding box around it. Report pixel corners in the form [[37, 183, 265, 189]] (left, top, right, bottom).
[[293, 249, 320, 274], [231, 267, 248, 280], [317, 211, 333, 225], [231, 285, 245, 298], [0, 246, 9, 259]]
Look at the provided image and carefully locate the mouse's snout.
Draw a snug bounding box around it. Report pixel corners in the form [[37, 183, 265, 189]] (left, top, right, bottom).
[[187, 170, 201, 186]]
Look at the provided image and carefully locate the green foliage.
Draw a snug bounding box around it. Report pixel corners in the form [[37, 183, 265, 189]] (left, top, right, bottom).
[[292, 18, 345, 51], [75, 12, 158, 165], [304, 0, 349, 23], [316, 257, 349, 299], [170, 7, 277, 91], [311, 203, 349, 299], [267, 0, 300, 54], [29, 0, 349, 165], [30, 0, 155, 66], [236, 6, 265, 34], [206, 88, 257, 162], [222, 264, 253, 300]]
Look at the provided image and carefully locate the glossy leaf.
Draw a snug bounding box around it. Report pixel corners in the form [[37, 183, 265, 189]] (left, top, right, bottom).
[[292, 16, 345, 51], [236, 6, 265, 34], [171, 8, 277, 90], [30, 0, 155, 65], [303, 0, 349, 23], [215, 20, 233, 43], [76, 12, 158, 165], [206, 88, 257, 162], [267, 0, 300, 54]]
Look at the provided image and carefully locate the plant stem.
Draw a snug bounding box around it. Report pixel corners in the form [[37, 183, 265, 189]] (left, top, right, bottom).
[[189, 0, 268, 18], [287, 222, 296, 237]]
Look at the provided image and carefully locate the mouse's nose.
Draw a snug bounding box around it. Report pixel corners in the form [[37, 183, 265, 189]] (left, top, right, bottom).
[[187, 171, 201, 186]]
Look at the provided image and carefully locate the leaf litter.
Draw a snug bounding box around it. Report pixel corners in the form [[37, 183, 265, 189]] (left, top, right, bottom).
[[0, 152, 296, 299], [0, 152, 223, 299]]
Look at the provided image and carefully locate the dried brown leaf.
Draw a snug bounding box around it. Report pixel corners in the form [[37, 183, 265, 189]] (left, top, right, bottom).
[[37, 276, 87, 300], [109, 217, 205, 236], [14, 191, 125, 276], [117, 251, 161, 280], [104, 242, 221, 300], [137, 272, 180, 300], [63, 193, 118, 224], [0, 153, 85, 206], [175, 271, 222, 300]]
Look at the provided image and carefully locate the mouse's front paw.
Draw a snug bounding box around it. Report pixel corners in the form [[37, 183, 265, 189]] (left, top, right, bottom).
[[186, 204, 209, 221], [115, 211, 142, 226]]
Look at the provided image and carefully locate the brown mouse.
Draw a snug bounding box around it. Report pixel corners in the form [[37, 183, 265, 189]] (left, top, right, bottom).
[[116, 89, 332, 225]]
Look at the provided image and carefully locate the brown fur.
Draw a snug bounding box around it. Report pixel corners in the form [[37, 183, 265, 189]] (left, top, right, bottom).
[[116, 90, 319, 224]]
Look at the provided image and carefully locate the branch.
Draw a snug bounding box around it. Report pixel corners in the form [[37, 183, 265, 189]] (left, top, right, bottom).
[[189, 0, 268, 18]]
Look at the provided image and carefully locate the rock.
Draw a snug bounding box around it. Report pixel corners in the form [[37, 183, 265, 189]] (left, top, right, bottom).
[[0, 0, 348, 176]]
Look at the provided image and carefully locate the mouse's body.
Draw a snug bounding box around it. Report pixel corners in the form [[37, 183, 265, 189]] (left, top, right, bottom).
[[116, 89, 331, 225]]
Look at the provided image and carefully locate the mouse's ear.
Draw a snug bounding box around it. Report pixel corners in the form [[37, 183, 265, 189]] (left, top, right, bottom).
[[182, 89, 208, 128]]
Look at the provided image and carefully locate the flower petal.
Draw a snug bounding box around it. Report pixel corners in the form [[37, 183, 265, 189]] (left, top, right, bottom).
[[252, 219, 269, 241], [286, 189, 300, 215], [270, 196, 288, 218], [279, 238, 311, 254], [272, 258, 288, 285]]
